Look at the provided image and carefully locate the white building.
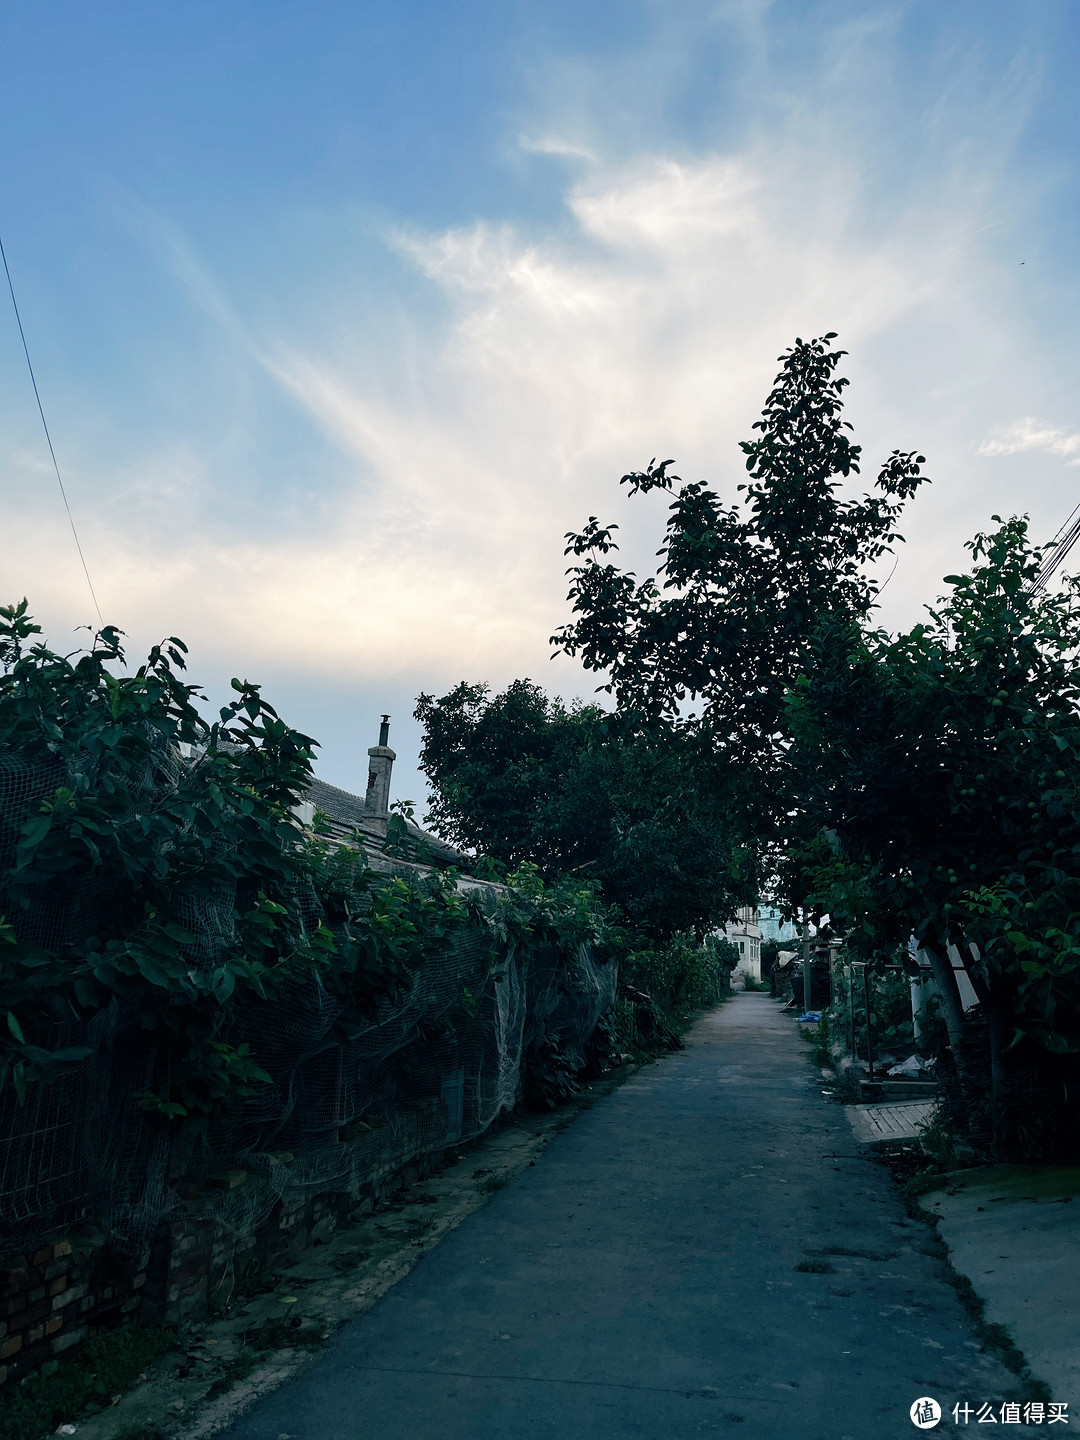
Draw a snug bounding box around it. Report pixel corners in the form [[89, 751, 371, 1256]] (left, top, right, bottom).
[[723, 906, 762, 982], [759, 905, 798, 946]]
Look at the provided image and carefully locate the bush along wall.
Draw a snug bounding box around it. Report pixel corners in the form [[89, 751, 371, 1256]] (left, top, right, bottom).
[[0, 606, 617, 1379]]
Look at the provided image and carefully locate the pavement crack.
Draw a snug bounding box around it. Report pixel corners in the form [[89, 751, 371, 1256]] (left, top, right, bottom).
[[349, 1364, 779, 1402]]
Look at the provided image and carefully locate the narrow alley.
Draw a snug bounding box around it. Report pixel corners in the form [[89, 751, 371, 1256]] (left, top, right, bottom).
[[221, 996, 1024, 1439]]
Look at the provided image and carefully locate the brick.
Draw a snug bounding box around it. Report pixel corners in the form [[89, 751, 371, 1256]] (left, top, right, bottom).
[[52, 1283, 87, 1312], [48, 1278, 67, 1297], [28, 1287, 45, 1303], [0, 1337, 22, 1360], [119, 1298, 138, 1314], [132, 1273, 146, 1289], [26, 1326, 43, 1346], [52, 1241, 72, 1260], [31, 1247, 53, 1268], [50, 1325, 85, 1356], [44, 1260, 70, 1282], [45, 1318, 62, 1336], [6, 1299, 50, 1331]]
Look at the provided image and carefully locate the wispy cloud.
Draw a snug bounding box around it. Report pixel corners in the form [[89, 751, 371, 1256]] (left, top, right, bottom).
[[518, 134, 597, 163], [3, 10, 1071, 702], [977, 417, 1080, 465]]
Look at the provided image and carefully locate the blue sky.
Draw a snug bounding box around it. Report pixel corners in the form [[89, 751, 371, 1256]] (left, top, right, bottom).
[[2, 0, 1079, 807]]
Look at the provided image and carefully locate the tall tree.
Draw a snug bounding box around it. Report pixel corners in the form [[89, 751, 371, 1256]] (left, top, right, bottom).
[[415, 680, 753, 940], [552, 334, 927, 884]]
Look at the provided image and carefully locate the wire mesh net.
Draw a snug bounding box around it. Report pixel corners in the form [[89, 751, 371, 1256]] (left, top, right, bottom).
[[0, 749, 616, 1252]]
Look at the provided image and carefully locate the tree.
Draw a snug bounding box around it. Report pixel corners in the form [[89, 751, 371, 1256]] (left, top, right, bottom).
[[785, 520, 1080, 1148], [415, 680, 754, 940], [551, 331, 1080, 1155], [0, 601, 469, 1115], [552, 335, 927, 898]]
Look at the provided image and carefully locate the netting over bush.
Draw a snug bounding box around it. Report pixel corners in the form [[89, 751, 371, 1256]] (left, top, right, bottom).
[[0, 833, 614, 1252], [0, 609, 615, 1252]]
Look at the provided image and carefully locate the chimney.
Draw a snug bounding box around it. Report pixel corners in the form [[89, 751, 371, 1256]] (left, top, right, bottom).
[[365, 714, 396, 816]]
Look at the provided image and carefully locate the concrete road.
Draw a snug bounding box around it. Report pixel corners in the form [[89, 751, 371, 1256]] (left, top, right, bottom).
[[222, 995, 1031, 1440]]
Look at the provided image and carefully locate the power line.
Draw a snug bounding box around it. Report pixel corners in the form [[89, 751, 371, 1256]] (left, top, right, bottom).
[[0, 229, 103, 626], [1030, 500, 1080, 596]]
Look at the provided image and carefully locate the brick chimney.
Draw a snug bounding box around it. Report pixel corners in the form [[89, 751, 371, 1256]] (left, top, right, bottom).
[[365, 714, 396, 815]]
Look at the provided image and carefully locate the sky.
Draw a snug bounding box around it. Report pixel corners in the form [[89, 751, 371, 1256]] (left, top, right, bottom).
[[1, 0, 1078, 811]]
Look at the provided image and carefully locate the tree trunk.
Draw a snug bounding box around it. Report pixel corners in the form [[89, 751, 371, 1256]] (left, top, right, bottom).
[[922, 941, 977, 1117], [959, 941, 1015, 1158]]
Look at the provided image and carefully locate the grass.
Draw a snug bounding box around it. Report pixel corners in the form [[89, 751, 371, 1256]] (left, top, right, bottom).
[[0, 1325, 176, 1440]]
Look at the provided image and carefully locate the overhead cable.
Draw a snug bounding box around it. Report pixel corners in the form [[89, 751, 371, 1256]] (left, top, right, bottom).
[[0, 229, 103, 626], [1030, 500, 1080, 596]]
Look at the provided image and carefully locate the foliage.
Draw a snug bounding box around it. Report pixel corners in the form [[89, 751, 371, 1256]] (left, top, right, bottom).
[[524, 1034, 583, 1109], [547, 329, 1080, 1152], [786, 519, 1080, 1063], [621, 933, 738, 1015], [0, 603, 473, 1115], [0, 1324, 175, 1440], [825, 961, 917, 1063], [552, 335, 928, 900], [415, 680, 753, 940]]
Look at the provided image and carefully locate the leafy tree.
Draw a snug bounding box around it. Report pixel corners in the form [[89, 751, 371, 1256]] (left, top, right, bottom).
[[552, 336, 927, 919], [415, 679, 753, 940], [549, 330, 1080, 1153], [553, 335, 926, 752], [786, 520, 1080, 1146], [0, 601, 470, 1114]]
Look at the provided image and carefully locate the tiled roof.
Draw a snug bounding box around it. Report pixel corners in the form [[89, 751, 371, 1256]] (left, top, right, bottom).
[[304, 776, 469, 870]]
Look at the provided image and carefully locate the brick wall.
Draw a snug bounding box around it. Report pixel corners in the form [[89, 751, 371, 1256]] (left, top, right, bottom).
[[0, 1240, 147, 1386], [0, 1146, 442, 1385]]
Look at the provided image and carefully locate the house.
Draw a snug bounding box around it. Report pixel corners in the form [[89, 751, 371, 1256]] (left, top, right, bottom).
[[759, 904, 798, 945], [300, 715, 470, 872], [723, 905, 762, 982]]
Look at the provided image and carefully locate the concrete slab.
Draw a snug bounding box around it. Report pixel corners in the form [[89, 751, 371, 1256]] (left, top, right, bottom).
[[922, 1165, 1080, 1401], [845, 1100, 937, 1143]]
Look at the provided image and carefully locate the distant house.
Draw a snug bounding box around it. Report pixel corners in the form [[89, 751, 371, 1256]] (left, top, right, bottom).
[[723, 906, 762, 982], [759, 905, 798, 945]]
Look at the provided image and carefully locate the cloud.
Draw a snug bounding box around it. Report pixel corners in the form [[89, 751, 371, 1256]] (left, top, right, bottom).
[[518, 134, 597, 163], [3, 42, 1069, 703], [976, 417, 1080, 465]]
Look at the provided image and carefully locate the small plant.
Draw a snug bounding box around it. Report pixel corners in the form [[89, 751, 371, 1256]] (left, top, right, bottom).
[[524, 1035, 582, 1110], [0, 1324, 175, 1440], [918, 1108, 958, 1171]]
